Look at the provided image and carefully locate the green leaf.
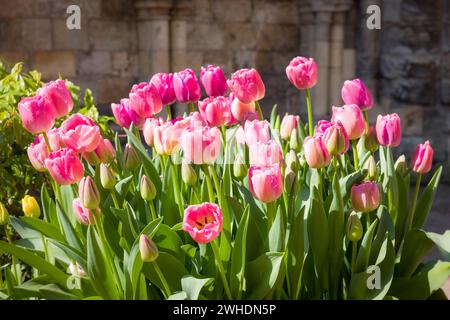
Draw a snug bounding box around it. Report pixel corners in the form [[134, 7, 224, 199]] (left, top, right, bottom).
[[394, 171, 410, 247], [56, 202, 84, 252], [286, 207, 305, 300], [398, 229, 435, 277], [425, 230, 450, 261], [268, 205, 284, 252], [354, 219, 378, 273], [181, 276, 214, 300], [20, 216, 65, 242], [413, 166, 442, 229], [230, 206, 250, 299]]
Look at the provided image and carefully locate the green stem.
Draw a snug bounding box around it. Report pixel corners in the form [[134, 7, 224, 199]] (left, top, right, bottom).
[[363, 110, 369, 134], [169, 158, 184, 220], [305, 88, 314, 136], [4, 225, 19, 283], [165, 105, 172, 120], [41, 233, 49, 261], [153, 260, 171, 298], [149, 201, 157, 221], [0, 261, 4, 288], [42, 131, 52, 153], [134, 126, 142, 145], [188, 102, 196, 113], [351, 241, 357, 274], [111, 191, 120, 209], [202, 165, 215, 203], [407, 174, 422, 232], [255, 100, 263, 120], [211, 240, 232, 300], [220, 126, 227, 152], [351, 140, 360, 170]]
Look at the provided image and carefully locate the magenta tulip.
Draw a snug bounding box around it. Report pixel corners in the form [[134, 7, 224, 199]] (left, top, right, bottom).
[[248, 165, 283, 203], [45, 148, 84, 185], [18, 95, 56, 134], [111, 98, 145, 129], [198, 96, 232, 127], [150, 73, 176, 106], [183, 202, 223, 244], [27, 135, 49, 172], [173, 68, 202, 103], [37, 79, 73, 118], [129, 82, 163, 118], [286, 56, 318, 90], [376, 113, 402, 147], [341, 78, 373, 111], [331, 104, 366, 140], [200, 65, 228, 97], [411, 140, 434, 174], [227, 68, 265, 103]]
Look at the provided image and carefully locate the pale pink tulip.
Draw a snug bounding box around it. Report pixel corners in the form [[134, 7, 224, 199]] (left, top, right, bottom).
[[180, 126, 222, 164], [376, 113, 401, 147], [183, 202, 223, 244], [303, 135, 332, 168], [331, 104, 366, 140], [198, 96, 231, 127], [129, 82, 163, 118], [248, 165, 283, 203]]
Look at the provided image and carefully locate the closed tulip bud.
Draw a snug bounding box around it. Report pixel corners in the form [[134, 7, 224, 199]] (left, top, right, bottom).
[[364, 156, 379, 181], [411, 140, 434, 174], [140, 175, 156, 201], [303, 135, 332, 168], [290, 128, 301, 152], [322, 122, 349, 156], [341, 79, 373, 111], [346, 212, 363, 242], [233, 154, 248, 180], [139, 234, 159, 262], [286, 150, 299, 171], [0, 202, 9, 225], [299, 155, 307, 168], [100, 163, 116, 189], [376, 113, 402, 147], [284, 167, 297, 194], [280, 114, 300, 140], [351, 181, 380, 213], [123, 143, 140, 170], [22, 195, 41, 218], [182, 161, 197, 186], [394, 154, 408, 175], [364, 126, 379, 153], [78, 176, 100, 209]]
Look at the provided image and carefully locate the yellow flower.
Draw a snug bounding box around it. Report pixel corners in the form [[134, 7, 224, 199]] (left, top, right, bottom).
[[0, 201, 9, 225], [22, 195, 41, 218]]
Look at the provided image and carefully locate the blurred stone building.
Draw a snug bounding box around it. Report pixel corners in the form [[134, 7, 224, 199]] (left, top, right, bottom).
[[0, 0, 449, 180]]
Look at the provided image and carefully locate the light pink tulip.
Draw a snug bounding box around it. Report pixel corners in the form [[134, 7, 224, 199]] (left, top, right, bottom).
[[303, 135, 332, 168], [153, 119, 191, 156], [150, 73, 176, 106], [248, 165, 283, 203], [411, 140, 434, 174], [111, 98, 145, 129], [198, 96, 231, 127], [37, 79, 73, 118], [173, 68, 202, 103], [227, 68, 265, 104], [280, 114, 300, 140], [83, 138, 116, 165], [180, 126, 222, 164], [27, 135, 49, 172], [46, 128, 65, 151], [351, 181, 380, 213], [200, 65, 228, 97], [321, 121, 349, 155], [18, 95, 56, 134], [60, 113, 101, 153], [341, 79, 373, 111], [331, 104, 366, 140], [143, 117, 165, 147], [183, 202, 223, 244], [72, 198, 100, 225], [186, 111, 207, 128], [316, 120, 333, 135], [286, 56, 318, 90], [45, 148, 84, 185], [243, 119, 270, 146], [129, 82, 163, 118], [376, 113, 402, 147], [249, 140, 283, 167], [235, 126, 246, 145], [230, 93, 256, 121]]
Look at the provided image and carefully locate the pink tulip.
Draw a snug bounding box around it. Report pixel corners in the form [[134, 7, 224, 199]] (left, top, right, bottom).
[[286, 56, 318, 90], [411, 140, 434, 174], [83, 138, 116, 165], [150, 73, 176, 106], [227, 68, 265, 103], [60, 113, 101, 153], [27, 135, 49, 172], [316, 120, 333, 135], [235, 126, 246, 145], [230, 93, 256, 121], [180, 126, 222, 164], [249, 140, 283, 167], [46, 128, 65, 151], [129, 82, 163, 118], [341, 78, 373, 111], [18, 95, 56, 134], [200, 65, 228, 97], [303, 135, 332, 168], [111, 98, 145, 129], [37, 79, 73, 118], [351, 181, 380, 213], [280, 114, 300, 140], [183, 202, 223, 244], [243, 119, 270, 146], [198, 96, 232, 127], [143, 117, 165, 147], [72, 198, 100, 225], [153, 119, 191, 156], [248, 165, 283, 203], [331, 104, 366, 140], [321, 121, 349, 155], [376, 113, 401, 147], [173, 68, 202, 103], [45, 148, 84, 185]]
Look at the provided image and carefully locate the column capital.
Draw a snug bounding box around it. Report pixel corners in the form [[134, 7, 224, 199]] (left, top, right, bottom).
[[133, 0, 174, 20]]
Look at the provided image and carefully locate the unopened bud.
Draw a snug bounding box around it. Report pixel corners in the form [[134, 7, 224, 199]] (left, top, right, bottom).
[[284, 167, 297, 194], [139, 234, 159, 262], [182, 161, 197, 186], [140, 175, 156, 201], [0, 202, 9, 225], [286, 150, 299, 171], [100, 163, 116, 189], [363, 156, 379, 181], [346, 212, 363, 242], [394, 154, 408, 175], [233, 154, 248, 180], [290, 128, 301, 152], [79, 176, 100, 209], [22, 195, 41, 218], [123, 143, 140, 170], [364, 126, 379, 153]]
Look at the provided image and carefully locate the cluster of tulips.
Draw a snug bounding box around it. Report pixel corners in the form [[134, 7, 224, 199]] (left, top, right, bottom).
[[0, 55, 447, 300]]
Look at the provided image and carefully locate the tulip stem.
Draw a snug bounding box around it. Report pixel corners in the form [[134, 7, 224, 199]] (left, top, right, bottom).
[[202, 165, 215, 203], [305, 88, 313, 136], [255, 100, 264, 120], [111, 191, 120, 209], [4, 225, 19, 283], [0, 262, 4, 288], [42, 131, 52, 153], [351, 241, 358, 274], [149, 201, 157, 221], [363, 111, 369, 134], [188, 103, 196, 113], [351, 140, 359, 170], [165, 105, 172, 120], [153, 260, 171, 298], [41, 233, 49, 262], [211, 240, 233, 300], [407, 174, 422, 233], [169, 158, 184, 220]]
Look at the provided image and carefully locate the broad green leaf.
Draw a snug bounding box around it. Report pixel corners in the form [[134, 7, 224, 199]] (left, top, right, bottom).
[[426, 230, 450, 261], [56, 202, 84, 252], [181, 276, 214, 300], [268, 205, 284, 252], [398, 229, 434, 277], [20, 216, 65, 242], [355, 219, 378, 273], [230, 206, 249, 299], [413, 166, 442, 229], [286, 207, 305, 300]]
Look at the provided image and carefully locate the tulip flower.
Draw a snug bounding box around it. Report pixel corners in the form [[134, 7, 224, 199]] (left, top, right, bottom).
[[280, 114, 300, 140], [173, 68, 202, 103], [227, 68, 265, 103], [83, 138, 116, 165], [351, 181, 380, 213], [363, 156, 379, 181], [22, 195, 41, 218], [364, 126, 379, 152], [411, 140, 434, 174], [45, 148, 84, 185], [230, 93, 256, 121], [376, 113, 401, 147], [153, 121, 186, 156], [243, 119, 270, 146], [200, 65, 228, 97], [140, 175, 157, 201], [111, 98, 145, 129], [180, 126, 222, 165], [60, 113, 101, 153], [78, 176, 100, 209], [46, 128, 65, 151], [341, 79, 373, 111], [285, 56, 318, 90], [198, 96, 232, 127], [233, 154, 248, 180], [183, 202, 223, 244], [182, 161, 198, 186], [331, 104, 366, 140], [0, 202, 9, 226], [248, 165, 283, 203], [150, 73, 176, 106], [18, 95, 56, 134], [100, 163, 116, 190], [139, 235, 159, 262], [129, 82, 163, 118], [316, 120, 333, 135], [123, 143, 140, 170], [303, 135, 332, 168], [37, 79, 73, 118], [395, 155, 408, 175], [68, 262, 86, 278], [143, 117, 165, 147], [286, 150, 300, 171], [249, 140, 283, 167], [321, 121, 349, 156], [284, 167, 297, 195], [27, 135, 49, 172], [72, 198, 100, 225]]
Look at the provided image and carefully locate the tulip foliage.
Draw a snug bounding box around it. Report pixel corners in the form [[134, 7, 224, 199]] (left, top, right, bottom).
[[1, 59, 450, 301]]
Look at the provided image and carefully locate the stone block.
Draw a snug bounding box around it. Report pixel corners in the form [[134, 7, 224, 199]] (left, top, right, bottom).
[[187, 23, 224, 50], [0, 20, 23, 51], [191, 0, 213, 22], [97, 77, 133, 105], [211, 0, 252, 23], [444, 23, 450, 52], [202, 50, 231, 71], [112, 52, 138, 77], [88, 20, 131, 51], [252, 0, 298, 25], [442, 78, 450, 105], [381, 0, 402, 23], [185, 51, 203, 72], [0, 0, 34, 18], [21, 19, 53, 51], [0, 51, 29, 67], [32, 51, 76, 79], [100, 0, 134, 18], [388, 78, 435, 106], [230, 50, 256, 69], [78, 51, 111, 76], [50, 0, 102, 18], [53, 19, 89, 50], [400, 0, 440, 26], [224, 24, 257, 50], [393, 105, 423, 136], [256, 25, 299, 51]]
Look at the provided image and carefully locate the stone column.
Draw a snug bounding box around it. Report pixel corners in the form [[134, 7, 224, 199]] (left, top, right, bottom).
[[170, 0, 190, 71], [134, 0, 173, 81], [329, 12, 346, 107]]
